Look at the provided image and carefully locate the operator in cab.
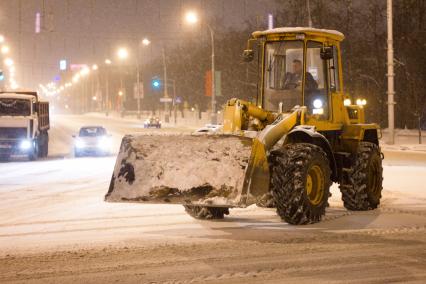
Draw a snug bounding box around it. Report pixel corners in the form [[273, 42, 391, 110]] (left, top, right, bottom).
[[283, 59, 318, 91]]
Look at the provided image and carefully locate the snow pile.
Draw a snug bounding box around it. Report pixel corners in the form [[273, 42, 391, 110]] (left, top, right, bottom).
[[106, 134, 253, 206]]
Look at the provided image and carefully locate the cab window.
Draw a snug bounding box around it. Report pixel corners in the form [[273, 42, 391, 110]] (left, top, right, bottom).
[[328, 45, 340, 92], [306, 41, 328, 119], [263, 41, 304, 111]]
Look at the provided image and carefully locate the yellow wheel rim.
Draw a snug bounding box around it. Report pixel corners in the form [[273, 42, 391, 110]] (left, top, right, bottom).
[[306, 165, 325, 206]]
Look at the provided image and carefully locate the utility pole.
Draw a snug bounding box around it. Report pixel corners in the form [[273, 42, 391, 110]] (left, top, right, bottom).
[[162, 47, 169, 122], [105, 68, 109, 116], [208, 24, 216, 124], [387, 0, 395, 144], [307, 0, 313, 28], [136, 49, 141, 119]]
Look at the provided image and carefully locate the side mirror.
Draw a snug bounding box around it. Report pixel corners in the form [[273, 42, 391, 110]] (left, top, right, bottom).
[[320, 47, 334, 60], [242, 49, 254, 62]]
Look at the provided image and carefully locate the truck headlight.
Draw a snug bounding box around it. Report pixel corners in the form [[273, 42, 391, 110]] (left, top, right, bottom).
[[20, 139, 32, 150], [75, 139, 85, 148]]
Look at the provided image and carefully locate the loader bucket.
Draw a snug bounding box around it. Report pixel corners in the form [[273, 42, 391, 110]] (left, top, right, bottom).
[[105, 134, 269, 207]]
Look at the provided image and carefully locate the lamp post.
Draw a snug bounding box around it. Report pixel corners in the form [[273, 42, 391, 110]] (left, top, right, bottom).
[[117, 47, 129, 114], [162, 47, 170, 122], [136, 38, 150, 119], [387, 0, 395, 144], [104, 59, 111, 116], [185, 10, 217, 124]]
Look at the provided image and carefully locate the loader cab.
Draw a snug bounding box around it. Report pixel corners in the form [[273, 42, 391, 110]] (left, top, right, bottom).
[[251, 28, 345, 128]]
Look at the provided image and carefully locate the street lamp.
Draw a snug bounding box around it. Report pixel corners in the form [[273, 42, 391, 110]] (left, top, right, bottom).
[[185, 10, 217, 124], [142, 38, 151, 46], [185, 11, 198, 24], [117, 48, 129, 114], [117, 47, 129, 60], [80, 67, 90, 76], [0, 35, 5, 43], [1, 45, 9, 54], [104, 59, 112, 116], [135, 38, 150, 119], [4, 58, 13, 66]]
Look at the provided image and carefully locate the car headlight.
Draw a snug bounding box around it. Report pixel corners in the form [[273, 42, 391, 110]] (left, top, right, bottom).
[[97, 137, 112, 149], [20, 139, 32, 150], [75, 139, 85, 148], [144, 120, 150, 124]]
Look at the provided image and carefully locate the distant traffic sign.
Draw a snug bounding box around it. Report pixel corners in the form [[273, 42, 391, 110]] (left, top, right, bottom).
[[160, 97, 173, 103], [175, 96, 182, 104]]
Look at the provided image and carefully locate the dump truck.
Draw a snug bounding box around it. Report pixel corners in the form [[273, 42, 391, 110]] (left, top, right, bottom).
[[0, 91, 49, 161], [105, 27, 383, 225]]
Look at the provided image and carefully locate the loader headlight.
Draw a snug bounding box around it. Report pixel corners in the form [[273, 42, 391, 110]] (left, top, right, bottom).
[[344, 99, 352, 106], [356, 99, 367, 106], [313, 99, 323, 109], [75, 139, 85, 148], [312, 108, 324, 115], [20, 139, 32, 150]]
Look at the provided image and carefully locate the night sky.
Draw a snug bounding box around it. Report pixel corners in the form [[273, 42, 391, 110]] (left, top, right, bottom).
[[0, 0, 279, 89]]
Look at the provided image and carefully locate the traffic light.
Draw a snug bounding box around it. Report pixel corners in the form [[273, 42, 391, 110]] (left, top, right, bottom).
[[151, 77, 161, 91]]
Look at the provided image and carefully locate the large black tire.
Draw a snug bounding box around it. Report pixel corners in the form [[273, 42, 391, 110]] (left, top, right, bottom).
[[41, 132, 49, 158], [270, 143, 332, 225], [183, 205, 229, 220], [29, 139, 39, 161], [339, 142, 383, 211]]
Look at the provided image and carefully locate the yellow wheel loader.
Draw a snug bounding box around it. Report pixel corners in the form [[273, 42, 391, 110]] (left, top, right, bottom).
[[105, 27, 383, 225]]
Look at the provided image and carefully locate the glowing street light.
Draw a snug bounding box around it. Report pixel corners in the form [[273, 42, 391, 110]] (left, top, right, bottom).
[[185, 11, 198, 24], [118, 90, 123, 96], [142, 38, 151, 46], [80, 67, 90, 76], [1, 45, 9, 54], [0, 35, 4, 43], [117, 47, 129, 60], [4, 58, 14, 66], [92, 64, 98, 70], [105, 59, 112, 65], [72, 74, 80, 83]]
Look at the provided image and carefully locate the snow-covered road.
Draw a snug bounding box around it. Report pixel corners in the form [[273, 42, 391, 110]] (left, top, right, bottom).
[[1, 114, 425, 283]]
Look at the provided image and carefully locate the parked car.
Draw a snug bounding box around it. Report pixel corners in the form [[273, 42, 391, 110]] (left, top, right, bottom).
[[193, 124, 223, 134], [144, 117, 161, 128], [73, 126, 112, 157]]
